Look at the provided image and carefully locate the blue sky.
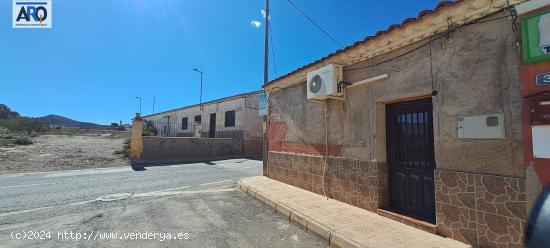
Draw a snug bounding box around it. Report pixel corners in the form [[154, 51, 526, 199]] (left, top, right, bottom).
[[1, 0, 441, 124]]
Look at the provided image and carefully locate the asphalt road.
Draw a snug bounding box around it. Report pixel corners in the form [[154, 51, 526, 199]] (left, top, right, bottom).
[[0, 159, 328, 248]]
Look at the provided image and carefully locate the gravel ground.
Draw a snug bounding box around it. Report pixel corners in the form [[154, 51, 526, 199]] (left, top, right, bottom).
[[0, 134, 129, 174]]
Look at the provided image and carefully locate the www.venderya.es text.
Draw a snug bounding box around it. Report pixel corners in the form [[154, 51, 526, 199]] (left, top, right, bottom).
[[10, 230, 190, 242]]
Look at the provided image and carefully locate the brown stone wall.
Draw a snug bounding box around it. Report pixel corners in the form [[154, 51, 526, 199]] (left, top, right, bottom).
[[267, 151, 387, 212], [435, 169, 526, 248]]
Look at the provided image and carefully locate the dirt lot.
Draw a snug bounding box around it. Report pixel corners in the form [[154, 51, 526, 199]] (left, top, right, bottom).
[[0, 134, 130, 174]]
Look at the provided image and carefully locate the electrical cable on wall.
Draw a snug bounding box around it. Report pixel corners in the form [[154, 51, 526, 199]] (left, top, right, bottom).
[[321, 102, 329, 200], [506, 0, 518, 34], [344, 33, 444, 72], [269, 22, 279, 78], [342, 6, 514, 74], [429, 39, 435, 94]]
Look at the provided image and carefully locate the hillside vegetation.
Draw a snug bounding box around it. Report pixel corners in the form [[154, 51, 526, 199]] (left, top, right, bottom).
[[0, 104, 48, 140], [0, 104, 121, 144]]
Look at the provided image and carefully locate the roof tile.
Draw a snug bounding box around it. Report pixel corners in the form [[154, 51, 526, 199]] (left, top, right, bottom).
[[264, 0, 461, 88]]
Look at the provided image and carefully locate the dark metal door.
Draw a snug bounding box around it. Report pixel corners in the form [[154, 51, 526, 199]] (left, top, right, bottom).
[[209, 113, 216, 138], [386, 98, 435, 223]]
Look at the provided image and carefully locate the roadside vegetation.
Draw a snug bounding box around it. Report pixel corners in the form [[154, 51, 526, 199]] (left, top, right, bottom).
[[142, 121, 158, 136], [15, 137, 33, 145], [0, 104, 130, 148], [0, 105, 46, 145], [113, 138, 130, 157]]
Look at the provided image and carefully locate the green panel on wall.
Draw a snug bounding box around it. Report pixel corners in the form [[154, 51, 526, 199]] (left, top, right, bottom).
[[521, 9, 550, 64]]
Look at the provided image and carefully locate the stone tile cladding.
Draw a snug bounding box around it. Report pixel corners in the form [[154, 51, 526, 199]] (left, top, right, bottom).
[[267, 151, 388, 212], [435, 169, 526, 248]]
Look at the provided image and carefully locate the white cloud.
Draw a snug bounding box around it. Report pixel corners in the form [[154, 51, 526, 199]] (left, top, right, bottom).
[[250, 20, 262, 28]]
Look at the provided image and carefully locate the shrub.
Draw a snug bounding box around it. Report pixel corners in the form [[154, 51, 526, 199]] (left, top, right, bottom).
[[15, 137, 33, 145], [113, 148, 128, 157], [113, 138, 131, 157], [142, 122, 157, 136], [52, 128, 77, 136], [0, 117, 48, 135], [1, 134, 15, 139]]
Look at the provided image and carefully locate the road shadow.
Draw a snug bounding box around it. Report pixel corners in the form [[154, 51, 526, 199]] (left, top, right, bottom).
[[130, 163, 147, 171], [129, 156, 262, 168]]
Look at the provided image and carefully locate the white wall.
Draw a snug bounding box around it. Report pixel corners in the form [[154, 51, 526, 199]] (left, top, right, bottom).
[[144, 93, 262, 138]]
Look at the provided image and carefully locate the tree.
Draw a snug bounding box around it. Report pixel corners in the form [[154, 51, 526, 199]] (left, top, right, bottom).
[[0, 104, 20, 120], [0, 104, 48, 134], [0, 117, 48, 134]]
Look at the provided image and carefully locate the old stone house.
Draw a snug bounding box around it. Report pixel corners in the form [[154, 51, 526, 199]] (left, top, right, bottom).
[[263, 0, 550, 247], [142, 90, 264, 156]]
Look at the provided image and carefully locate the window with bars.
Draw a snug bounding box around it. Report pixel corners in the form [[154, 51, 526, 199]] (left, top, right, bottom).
[[181, 117, 188, 130], [224, 110, 235, 127]]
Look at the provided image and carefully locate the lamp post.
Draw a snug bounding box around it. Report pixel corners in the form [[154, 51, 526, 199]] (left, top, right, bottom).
[[134, 96, 142, 115], [192, 68, 203, 110]]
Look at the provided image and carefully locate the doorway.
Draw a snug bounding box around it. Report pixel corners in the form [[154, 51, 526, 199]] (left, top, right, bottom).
[[386, 98, 435, 223], [209, 113, 216, 138]]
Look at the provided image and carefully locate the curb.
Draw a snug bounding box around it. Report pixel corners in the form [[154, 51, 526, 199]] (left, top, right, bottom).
[[237, 179, 365, 248]]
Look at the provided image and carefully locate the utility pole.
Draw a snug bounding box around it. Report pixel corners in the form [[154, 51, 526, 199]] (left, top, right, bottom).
[[262, 0, 270, 177], [153, 96, 156, 115], [263, 0, 269, 85]]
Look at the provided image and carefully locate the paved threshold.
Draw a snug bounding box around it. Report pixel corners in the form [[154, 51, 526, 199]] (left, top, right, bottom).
[[237, 176, 471, 248]]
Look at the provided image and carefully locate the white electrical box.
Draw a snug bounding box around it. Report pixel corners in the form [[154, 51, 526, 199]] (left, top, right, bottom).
[[457, 113, 504, 139], [533, 125, 550, 158]]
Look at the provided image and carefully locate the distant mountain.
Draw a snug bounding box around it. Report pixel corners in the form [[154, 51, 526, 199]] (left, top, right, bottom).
[[37, 115, 108, 129]]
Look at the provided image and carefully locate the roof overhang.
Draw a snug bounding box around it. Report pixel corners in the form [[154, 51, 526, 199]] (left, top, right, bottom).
[[263, 0, 526, 93]]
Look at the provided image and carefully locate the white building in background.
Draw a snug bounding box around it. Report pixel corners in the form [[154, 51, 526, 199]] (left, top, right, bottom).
[[142, 90, 264, 155]]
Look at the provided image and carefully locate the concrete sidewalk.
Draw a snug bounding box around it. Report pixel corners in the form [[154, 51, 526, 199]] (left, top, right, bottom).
[[237, 176, 471, 248]]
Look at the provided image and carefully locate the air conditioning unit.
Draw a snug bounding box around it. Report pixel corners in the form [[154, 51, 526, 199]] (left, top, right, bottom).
[[306, 64, 343, 100]]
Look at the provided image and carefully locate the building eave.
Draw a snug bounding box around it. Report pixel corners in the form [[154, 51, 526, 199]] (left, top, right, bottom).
[[263, 0, 526, 93], [142, 90, 264, 118]]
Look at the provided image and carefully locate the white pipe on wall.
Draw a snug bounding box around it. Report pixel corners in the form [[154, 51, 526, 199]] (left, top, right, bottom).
[[347, 74, 389, 89]]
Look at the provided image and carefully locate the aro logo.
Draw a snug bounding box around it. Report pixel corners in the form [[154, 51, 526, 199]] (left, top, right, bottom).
[[12, 0, 52, 28]]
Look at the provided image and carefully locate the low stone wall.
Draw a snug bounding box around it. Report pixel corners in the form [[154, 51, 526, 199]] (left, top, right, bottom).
[[134, 137, 253, 165], [175, 130, 245, 139], [266, 151, 388, 212], [244, 139, 262, 156]]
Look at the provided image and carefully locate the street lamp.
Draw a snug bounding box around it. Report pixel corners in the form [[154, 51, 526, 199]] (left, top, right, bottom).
[[192, 68, 203, 110], [134, 96, 142, 115]]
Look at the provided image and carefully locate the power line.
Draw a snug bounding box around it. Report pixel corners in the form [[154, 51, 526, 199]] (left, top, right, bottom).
[[286, 0, 344, 48], [344, 14, 512, 72], [344, 33, 443, 72], [269, 22, 278, 78]]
